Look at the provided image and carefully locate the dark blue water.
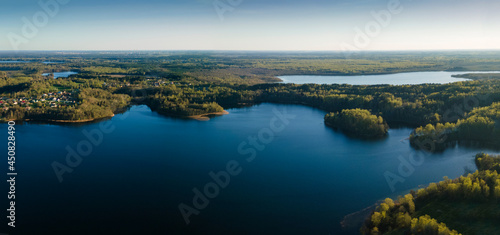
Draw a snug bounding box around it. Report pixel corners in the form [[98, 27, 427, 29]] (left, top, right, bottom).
[[2, 104, 498, 235]]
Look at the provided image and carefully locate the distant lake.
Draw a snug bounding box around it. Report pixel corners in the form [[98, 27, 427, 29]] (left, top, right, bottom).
[[278, 71, 500, 85], [42, 71, 78, 78], [3, 104, 499, 235], [43, 61, 64, 64], [0, 61, 30, 63], [0, 61, 64, 64]]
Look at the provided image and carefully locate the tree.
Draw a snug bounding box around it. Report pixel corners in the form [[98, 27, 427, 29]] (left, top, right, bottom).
[[324, 109, 389, 138]]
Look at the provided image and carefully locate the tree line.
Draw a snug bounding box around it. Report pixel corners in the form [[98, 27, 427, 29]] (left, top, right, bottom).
[[324, 109, 388, 138], [0, 88, 129, 122], [362, 153, 500, 235], [410, 102, 500, 151]]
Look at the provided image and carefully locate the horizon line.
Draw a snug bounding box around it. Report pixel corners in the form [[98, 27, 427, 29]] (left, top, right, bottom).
[[1, 49, 500, 53]]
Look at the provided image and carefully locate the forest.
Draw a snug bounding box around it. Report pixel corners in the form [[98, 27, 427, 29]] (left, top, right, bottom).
[[362, 153, 500, 235], [410, 102, 500, 151], [453, 73, 500, 80], [0, 88, 129, 122], [1, 51, 499, 143], [1, 51, 500, 234], [324, 109, 389, 138]]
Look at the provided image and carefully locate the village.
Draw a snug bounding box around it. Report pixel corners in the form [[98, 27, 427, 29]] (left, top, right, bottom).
[[0, 91, 76, 111], [0, 77, 193, 112]]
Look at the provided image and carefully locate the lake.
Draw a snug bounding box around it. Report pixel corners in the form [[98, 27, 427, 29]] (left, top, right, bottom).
[[2, 104, 498, 234], [43, 61, 64, 64], [42, 71, 78, 79], [0, 61, 63, 64], [0, 61, 30, 63], [278, 71, 500, 85]]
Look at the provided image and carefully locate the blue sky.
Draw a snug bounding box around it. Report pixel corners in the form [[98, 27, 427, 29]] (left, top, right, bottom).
[[1, 0, 499, 50]]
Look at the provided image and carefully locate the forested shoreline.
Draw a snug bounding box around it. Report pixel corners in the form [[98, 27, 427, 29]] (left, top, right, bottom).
[[362, 153, 500, 235], [1, 52, 499, 152], [2, 51, 500, 235], [410, 102, 500, 151], [325, 109, 389, 138]]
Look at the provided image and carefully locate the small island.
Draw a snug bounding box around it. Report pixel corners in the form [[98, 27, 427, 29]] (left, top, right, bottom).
[[324, 109, 389, 139]]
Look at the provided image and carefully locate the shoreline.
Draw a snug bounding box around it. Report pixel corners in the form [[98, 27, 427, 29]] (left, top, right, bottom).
[[47, 114, 115, 123], [20, 114, 115, 123], [187, 110, 229, 121]]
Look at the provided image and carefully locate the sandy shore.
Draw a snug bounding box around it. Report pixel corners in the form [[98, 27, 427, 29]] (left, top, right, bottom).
[[188, 110, 229, 121], [49, 114, 115, 123], [340, 203, 378, 233], [22, 114, 115, 123]]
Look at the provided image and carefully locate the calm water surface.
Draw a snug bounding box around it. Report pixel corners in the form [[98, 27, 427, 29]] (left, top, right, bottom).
[[279, 71, 500, 85], [2, 104, 498, 235], [42, 61, 64, 64], [0, 61, 62, 64], [0, 61, 30, 63], [42, 71, 78, 79]]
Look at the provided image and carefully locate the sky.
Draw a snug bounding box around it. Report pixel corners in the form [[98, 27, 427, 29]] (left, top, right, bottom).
[[1, 0, 499, 51]]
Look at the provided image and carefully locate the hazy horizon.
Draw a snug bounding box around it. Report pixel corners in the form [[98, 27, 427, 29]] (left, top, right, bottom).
[[2, 0, 499, 51], [3, 49, 500, 52]]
